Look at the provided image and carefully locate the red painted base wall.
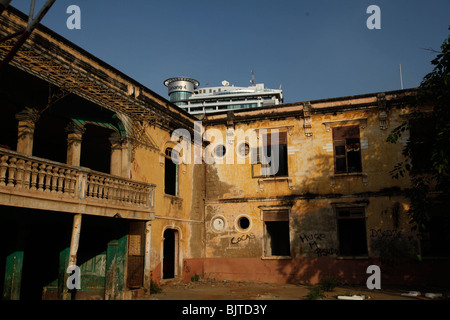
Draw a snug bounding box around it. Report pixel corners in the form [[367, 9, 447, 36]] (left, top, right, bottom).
[[182, 257, 450, 288]]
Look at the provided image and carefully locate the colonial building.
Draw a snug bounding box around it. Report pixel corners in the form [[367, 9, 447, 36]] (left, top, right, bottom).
[[0, 6, 448, 300], [0, 7, 204, 300]]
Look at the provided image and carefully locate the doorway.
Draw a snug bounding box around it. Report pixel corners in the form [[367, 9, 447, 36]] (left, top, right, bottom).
[[163, 229, 179, 279]]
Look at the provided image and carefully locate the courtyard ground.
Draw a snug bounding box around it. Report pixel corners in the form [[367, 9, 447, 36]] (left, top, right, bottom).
[[138, 278, 450, 301]]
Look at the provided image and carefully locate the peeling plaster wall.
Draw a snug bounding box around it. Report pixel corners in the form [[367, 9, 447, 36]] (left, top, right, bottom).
[[131, 126, 205, 281], [201, 93, 425, 282]]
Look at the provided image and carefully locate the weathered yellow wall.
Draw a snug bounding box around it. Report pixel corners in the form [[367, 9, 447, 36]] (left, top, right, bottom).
[[203, 94, 418, 260], [131, 125, 205, 278], [205, 197, 412, 259]]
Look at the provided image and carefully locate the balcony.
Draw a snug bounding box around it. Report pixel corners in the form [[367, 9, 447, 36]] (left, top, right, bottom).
[[0, 148, 155, 220]]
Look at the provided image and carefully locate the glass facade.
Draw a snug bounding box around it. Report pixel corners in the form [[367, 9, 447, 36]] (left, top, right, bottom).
[[169, 91, 192, 103], [227, 103, 257, 110]]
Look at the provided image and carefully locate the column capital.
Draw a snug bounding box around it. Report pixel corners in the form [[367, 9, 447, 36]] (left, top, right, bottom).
[[15, 108, 40, 124], [109, 132, 131, 148], [66, 121, 85, 166], [65, 120, 86, 136], [15, 108, 39, 155]]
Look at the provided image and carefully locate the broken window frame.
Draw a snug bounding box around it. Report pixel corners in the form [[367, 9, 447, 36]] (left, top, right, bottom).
[[251, 131, 289, 178], [332, 126, 363, 174]]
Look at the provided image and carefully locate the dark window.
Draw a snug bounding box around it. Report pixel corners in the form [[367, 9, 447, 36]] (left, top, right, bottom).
[[264, 210, 290, 256], [332, 126, 362, 174], [420, 203, 450, 257], [163, 229, 178, 279], [408, 117, 435, 174], [255, 131, 288, 177], [164, 148, 178, 196], [336, 207, 368, 256], [238, 216, 250, 230]]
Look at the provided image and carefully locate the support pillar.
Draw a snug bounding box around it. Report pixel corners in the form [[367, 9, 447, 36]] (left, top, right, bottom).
[[109, 133, 131, 178], [109, 132, 122, 177], [15, 108, 39, 156], [143, 221, 152, 291], [120, 137, 132, 178], [68, 214, 82, 268], [65, 121, 85, 167], [57, 247, 70, 300], [63, 213, 82, 300]]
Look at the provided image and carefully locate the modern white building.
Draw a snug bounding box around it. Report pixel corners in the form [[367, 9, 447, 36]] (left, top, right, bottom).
[[164, 77, 283, 115]]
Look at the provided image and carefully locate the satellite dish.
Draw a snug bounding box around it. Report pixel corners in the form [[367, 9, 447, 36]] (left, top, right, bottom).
[[222, 80, 229, 87]]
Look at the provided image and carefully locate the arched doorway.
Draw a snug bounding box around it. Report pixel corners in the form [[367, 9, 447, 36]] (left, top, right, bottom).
[[162, 229, 179, 279]]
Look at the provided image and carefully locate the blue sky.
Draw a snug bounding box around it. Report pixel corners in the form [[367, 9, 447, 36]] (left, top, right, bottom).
[[11, 0, 450, 103]]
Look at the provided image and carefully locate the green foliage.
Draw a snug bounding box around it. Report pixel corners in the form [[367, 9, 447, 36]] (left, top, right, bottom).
[[191, 274, 200, 282], [318, 276, 339, 292], [387, 27, 450, 234], [306, 287, 326, 300], [305, 276, 339, 300]]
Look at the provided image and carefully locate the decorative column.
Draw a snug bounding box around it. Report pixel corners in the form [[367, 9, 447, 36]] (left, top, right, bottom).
[[109, 132, 123, 177], [377, 92, 388, 130], [15, 108, 40, 156], [303, 101, 313, 137], [65, 121, 85, 167], [109, 133, 131, 178], [120, 136, 131, 178]]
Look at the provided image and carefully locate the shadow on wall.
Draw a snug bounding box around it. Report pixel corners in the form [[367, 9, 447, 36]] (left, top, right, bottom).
[[274, 256, 450, 288], [180, 256, 450, 288]]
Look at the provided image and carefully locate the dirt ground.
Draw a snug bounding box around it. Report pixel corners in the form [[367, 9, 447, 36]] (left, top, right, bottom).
[[139, 278, 450, 301]]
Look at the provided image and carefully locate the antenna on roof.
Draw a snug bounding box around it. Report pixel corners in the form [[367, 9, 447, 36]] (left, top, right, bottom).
[[399, 63, 404, 89], [250, 69, 255, 86]]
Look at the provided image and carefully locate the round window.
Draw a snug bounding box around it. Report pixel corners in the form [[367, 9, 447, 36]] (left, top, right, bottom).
[[237, 142, 250, 157], [215, 144, 226, 157], [238, 216, 250, 229], [235, 215, 252, 232]]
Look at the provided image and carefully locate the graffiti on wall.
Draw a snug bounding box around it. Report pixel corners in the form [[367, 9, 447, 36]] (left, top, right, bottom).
[[299, 233, 339, 258], [369, 229, 400, 239], [230, 233, 255, 245]]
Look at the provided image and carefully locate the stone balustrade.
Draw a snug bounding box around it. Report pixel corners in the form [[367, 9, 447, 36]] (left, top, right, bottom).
[[0, 147, 155, 210]]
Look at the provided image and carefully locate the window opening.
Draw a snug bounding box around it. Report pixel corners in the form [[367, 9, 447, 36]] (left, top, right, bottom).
[[336, 207, 368, 256], [332, 126, 362, 174], [263, 210, 290, 256], [164, 148, 179, 196]]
